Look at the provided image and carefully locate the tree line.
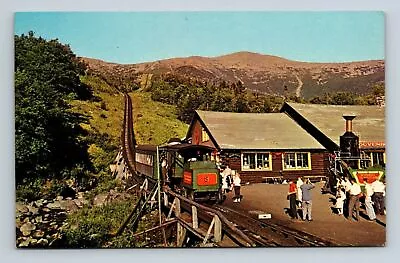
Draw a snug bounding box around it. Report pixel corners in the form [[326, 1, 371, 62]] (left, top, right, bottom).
[[148, 74, 385, 123]]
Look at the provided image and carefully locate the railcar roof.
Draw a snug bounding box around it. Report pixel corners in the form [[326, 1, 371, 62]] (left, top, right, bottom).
[[284, 103, 385, 145], [160, 143, 215, 152], [135, 144, 158, 152], [195, 110, 325, 150]]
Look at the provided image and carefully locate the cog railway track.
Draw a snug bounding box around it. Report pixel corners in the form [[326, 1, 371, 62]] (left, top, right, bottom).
[[120, 93, 343, 247]]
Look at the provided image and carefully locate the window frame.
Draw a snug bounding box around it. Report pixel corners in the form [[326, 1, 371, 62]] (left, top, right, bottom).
[[241, 151, 272, 171], [201, 128, 210, 142], [282, 152, 312, 171]]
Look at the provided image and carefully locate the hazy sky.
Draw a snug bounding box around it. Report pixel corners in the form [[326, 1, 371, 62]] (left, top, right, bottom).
[[15, 12, 384, 64]]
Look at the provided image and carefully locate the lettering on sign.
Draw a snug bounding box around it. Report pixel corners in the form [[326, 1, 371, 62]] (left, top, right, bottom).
[[359, 141, 385, 148], [353, 171, 383, 184], [183, 171, 192, 184], [197, 173, 217, 186]]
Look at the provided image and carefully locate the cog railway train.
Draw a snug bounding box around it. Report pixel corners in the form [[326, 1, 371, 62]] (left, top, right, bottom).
[[133, 142, 225, 203]]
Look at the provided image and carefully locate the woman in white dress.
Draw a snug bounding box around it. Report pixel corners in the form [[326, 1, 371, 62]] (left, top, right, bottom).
[[296, 177, 303, 207], [335, 187, 346, 215]]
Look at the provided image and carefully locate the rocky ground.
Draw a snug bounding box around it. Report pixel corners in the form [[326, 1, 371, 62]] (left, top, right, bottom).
[[16, 188, 133, 248]]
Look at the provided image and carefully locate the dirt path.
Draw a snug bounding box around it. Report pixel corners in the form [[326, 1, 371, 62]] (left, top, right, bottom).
[[295, 74, 303, 97]]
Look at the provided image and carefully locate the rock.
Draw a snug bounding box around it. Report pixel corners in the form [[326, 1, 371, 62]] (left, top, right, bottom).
[[33, 230, 45, 238], [16, 203, 29, 213], [34, 216, 43, 223], [22, 230, 32, 236], [93, 193, 109, 207], [47, 201, 62, 209], [42, 207, 51, 213], [77, 192, 85, 199], [23, 217, 30, 223], [37, 238, 49, 246], [56, 196, 64, 201], [27, 205, 39, 216], [66, 197, 73, 201], [50, 221, 57, 226], [73, 199, 83, 208], [60, 200, 79, 212], [18, 239, 31, 247], [34, 199, 44, 208], [20, 222, 36, 236]]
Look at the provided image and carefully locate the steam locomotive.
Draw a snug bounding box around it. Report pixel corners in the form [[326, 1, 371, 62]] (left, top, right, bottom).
[[134, 142, 224, 202], [329, 115, 385, 191]]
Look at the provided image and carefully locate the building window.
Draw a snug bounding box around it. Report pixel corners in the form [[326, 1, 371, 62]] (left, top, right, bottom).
[[201, 128, 210, 142], [282, 152, 311, 170], [241, 152, 272, 171]]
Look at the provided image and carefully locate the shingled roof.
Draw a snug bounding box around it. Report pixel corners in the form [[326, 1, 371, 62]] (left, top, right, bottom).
[[194, 110, 325, 150], [283, 102, 385, 146]]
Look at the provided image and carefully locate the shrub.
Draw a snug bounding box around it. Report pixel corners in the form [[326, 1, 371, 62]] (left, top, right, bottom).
[[16, 178, 44, 201], [63, 200, 134, 248]]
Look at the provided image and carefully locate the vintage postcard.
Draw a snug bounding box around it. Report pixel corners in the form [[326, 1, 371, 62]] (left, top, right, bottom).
[[15, 11, 385, 248]]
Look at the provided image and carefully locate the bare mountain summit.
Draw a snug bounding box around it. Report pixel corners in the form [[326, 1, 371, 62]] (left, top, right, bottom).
[[82, 51, 384, 99]]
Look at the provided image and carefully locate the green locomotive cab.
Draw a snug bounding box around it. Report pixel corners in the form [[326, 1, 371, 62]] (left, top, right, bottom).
[[162, 144, 221, 201]]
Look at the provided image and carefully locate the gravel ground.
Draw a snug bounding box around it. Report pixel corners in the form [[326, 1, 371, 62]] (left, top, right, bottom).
[[223, 182, 386, 247]]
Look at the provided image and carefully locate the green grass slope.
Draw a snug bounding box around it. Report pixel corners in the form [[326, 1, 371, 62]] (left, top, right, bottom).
[[130, 91, 189, 145]]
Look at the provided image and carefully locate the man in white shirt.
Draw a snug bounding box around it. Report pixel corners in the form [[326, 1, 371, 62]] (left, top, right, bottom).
[[347, 178, 361, 221], [371, 179, 386, 215]]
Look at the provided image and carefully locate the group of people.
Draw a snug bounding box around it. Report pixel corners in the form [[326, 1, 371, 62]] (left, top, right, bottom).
[[335, 177, 386, 221], [287, 177, 315, 221], [221, 165, 242, 203]]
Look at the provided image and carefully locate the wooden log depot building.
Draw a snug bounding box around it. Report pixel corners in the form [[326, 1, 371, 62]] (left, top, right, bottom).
[[186, 102, 385, 184], [281, 102, 386, 168], [186, 110, 327, 184]]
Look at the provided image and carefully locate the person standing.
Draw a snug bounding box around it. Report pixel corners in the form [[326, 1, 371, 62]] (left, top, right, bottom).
[[347, 178, 362, 221], [296, 177, 304, 208], [342, 177, 352, 216], [371, 179, 386, 215], [287, 179, 298, 219], [335, 186, 346, 216], [232, 171, 241, 203], [364, 179, 376, 221], [222, 165, 233, 192], [300, 178, 315, 221]]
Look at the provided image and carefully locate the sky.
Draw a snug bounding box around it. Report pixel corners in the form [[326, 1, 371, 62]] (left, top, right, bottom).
[[14, 12, 385, 64]]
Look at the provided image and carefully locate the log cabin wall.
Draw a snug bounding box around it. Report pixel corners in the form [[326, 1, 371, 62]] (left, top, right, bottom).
[[220, 150, 328, 184], [190, 119, 216, 148]]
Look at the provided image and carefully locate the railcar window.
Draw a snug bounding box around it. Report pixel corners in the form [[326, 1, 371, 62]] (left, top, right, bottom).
[[135, 153, 153, 166]]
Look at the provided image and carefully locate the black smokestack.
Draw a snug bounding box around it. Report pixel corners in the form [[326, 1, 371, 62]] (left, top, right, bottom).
[[340, 115, 360, 166]]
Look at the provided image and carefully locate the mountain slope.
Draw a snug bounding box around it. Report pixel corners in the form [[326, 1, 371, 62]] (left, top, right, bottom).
[[82, 51, 384, 99]]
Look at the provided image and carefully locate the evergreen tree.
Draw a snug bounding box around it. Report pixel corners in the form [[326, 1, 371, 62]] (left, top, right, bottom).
[[15, 32, 92, 184]]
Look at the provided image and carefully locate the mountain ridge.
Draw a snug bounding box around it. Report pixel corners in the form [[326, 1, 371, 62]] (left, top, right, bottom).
[[81, 51, 384, 99]]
